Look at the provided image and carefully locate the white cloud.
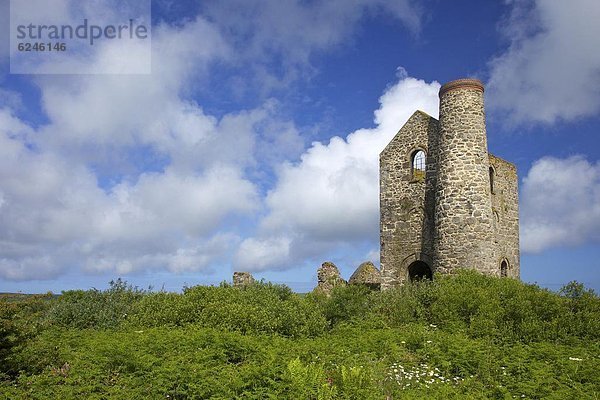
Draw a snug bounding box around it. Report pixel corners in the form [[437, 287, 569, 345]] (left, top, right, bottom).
[[0, 88, 22, 110], [83, 233, 240, 275], [235, 74, 440, 271], [487, 0, 600, 124], [0, 106, 260, 280], [206, 0, 421, 55], [0, 0, 425, 281], [233, 236, 292, 272], [0, 8, 258, 280], [203, 0, 422, 90], [521, 156, 600, 253]]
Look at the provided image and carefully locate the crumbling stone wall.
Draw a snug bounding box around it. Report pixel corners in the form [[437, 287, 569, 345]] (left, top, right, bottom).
[[233, 271, 255, 287], [313, 262, 346, 295], [379, 78, 520, 287], [348, 261, 382, 290]]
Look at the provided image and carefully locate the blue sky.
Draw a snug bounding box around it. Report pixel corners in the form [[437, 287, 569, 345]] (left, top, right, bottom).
[[0, 0, 599, 293]]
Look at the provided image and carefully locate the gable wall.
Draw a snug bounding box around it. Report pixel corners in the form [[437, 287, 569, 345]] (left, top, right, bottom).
[[379, 112, 439, 289]]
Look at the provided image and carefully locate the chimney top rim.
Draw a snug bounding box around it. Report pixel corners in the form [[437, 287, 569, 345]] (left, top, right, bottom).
[[439, 78, 484, 97]]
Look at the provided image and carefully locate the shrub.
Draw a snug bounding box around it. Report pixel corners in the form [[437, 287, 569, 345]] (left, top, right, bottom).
[[310, 284, 373, 327], [128, 281, 328, 337], [45, 279, 146, 329], [370, 280, 432, 326], [0, 294, 53, 376]]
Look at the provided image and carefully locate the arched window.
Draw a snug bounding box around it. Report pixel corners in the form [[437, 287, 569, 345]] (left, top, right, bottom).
[[500, 260, 508, 277], [411, 150, 426, 181], [489, 167, 495, 194]]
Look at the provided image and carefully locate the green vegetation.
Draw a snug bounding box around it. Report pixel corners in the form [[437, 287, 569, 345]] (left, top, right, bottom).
[[1, 271, 599, 399]]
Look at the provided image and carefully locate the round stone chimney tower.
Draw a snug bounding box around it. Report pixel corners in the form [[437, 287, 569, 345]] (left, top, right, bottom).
[[433, 79, 495, 274]]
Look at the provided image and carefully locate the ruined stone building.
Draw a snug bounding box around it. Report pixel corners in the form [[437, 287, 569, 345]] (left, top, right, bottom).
[[380, 78, 519, 289]]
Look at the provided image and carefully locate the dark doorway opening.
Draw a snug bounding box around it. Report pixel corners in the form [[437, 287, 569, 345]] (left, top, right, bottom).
[[408, 261, 432, 282]]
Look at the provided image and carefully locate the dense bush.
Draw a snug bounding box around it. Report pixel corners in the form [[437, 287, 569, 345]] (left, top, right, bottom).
[[129, 281, 328, 337], [364, 270, 600, 344], [41, 271, 600, 342], [310, 284, 373, 327], [45, 278, 146, 329], [0, 294, 52, 377], [2, 270, 599, 398]]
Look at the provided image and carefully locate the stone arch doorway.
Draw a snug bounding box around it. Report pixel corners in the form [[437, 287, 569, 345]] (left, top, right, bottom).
[[408, 261, 432, 282]]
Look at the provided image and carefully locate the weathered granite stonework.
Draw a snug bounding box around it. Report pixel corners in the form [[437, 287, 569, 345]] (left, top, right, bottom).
[[314, 262, 346, 295], [233, 271, 255, 287], [348, 261, 382, 290], [489, 154, 520, 278], [380, 78, 520, 289]]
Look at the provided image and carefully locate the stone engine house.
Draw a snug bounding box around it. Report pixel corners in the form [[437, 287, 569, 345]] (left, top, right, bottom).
[[380, 78, 519, 289]]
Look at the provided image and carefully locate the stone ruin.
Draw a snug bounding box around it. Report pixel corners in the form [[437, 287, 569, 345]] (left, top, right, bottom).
[[313, 261, 382, 295], [313, 262, 346, 295], [235, 261, 383, 294], [232, 271, 255, 287], [348, 261, 382, 290]]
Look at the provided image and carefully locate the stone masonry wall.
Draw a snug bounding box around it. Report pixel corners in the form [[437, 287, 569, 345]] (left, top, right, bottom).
[[379, 78, 520, 288], [489, 155, 520, 277], [380, 111, 439, 289], [433, 80, 496, 275]]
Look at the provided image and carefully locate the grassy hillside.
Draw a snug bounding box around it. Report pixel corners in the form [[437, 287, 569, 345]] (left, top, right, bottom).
[[1, 271, 599, 399]]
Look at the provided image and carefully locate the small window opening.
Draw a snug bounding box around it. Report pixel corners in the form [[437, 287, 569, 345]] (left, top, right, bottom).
[[500, 260, 508, 277], [412, 150, 426, 181], [489, 167, 495, 194]]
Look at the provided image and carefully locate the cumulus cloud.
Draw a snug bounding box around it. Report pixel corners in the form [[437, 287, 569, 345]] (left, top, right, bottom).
[[0, 106, 259, 280], [0, 6, 258, 280], [520, 156, 600, 253], [233, 237, 292, 272], [0, 0, 426, 281], [203, 0, 422, 90], [235, 74, 440, 271], [487, 0, 600, 124], [205, 0, 421, 54]]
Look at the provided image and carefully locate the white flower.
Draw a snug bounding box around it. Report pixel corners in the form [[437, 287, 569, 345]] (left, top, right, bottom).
[[569, 357, 583, 361]]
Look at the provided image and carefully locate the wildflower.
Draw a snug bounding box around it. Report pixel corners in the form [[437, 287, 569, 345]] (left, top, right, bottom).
[[569, 357, 582, 361]]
